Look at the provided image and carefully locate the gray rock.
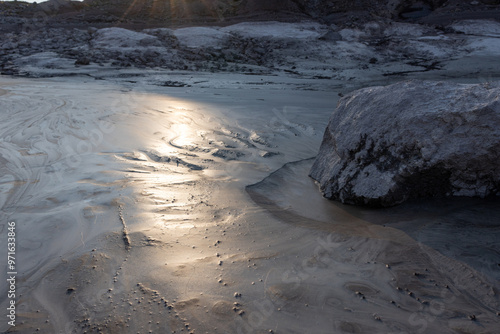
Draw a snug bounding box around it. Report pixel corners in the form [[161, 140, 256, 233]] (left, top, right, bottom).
[[319, 30, 342, 42], [310, 80, 500, 207], [74, 56, 90, 65], [87, 27, 98, 35]]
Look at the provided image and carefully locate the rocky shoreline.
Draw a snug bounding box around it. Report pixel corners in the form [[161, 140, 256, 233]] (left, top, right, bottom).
[[1, 16, 500, 85], [1, 2, 500, 333], [0, 0, 499, 80]]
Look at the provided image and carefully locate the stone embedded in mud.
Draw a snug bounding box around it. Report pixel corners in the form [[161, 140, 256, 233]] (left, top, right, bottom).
[[310, 80, 500, 207]]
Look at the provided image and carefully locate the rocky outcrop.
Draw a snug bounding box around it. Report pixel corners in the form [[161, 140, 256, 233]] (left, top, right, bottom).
[[1, 0, 498, 30], [310, 80, 500, 207]]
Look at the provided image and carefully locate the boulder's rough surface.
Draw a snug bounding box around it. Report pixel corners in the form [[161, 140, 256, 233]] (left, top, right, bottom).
[[310, 80, 500, 207]]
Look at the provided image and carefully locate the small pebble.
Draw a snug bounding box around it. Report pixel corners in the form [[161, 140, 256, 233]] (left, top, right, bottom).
[[469, 315, 476, 321]]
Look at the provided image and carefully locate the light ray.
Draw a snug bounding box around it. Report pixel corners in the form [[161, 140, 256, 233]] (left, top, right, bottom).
[[118, 0, 142, 23]]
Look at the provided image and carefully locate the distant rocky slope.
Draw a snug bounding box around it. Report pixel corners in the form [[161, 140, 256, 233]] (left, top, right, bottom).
[[310, 80, 500, 207], [0, 0, 499, 29], [1, 0, 499, 78], [1, 17, 500, 79]]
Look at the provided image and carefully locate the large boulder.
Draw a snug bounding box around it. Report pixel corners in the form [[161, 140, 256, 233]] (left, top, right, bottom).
[[310, 80, 500, 207]]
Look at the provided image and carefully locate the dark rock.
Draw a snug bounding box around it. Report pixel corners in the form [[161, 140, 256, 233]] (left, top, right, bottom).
[[319, 30, 342, 42], [75, 56, 90, 65]]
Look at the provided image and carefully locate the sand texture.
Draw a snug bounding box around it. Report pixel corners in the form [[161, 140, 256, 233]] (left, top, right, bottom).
[[0, 72, 499, 333]]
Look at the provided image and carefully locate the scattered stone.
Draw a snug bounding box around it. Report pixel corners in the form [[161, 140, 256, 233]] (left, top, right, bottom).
[[75, 56, 90, 66], [161, 80, 189, 88], [319, 30, 342, 42]]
